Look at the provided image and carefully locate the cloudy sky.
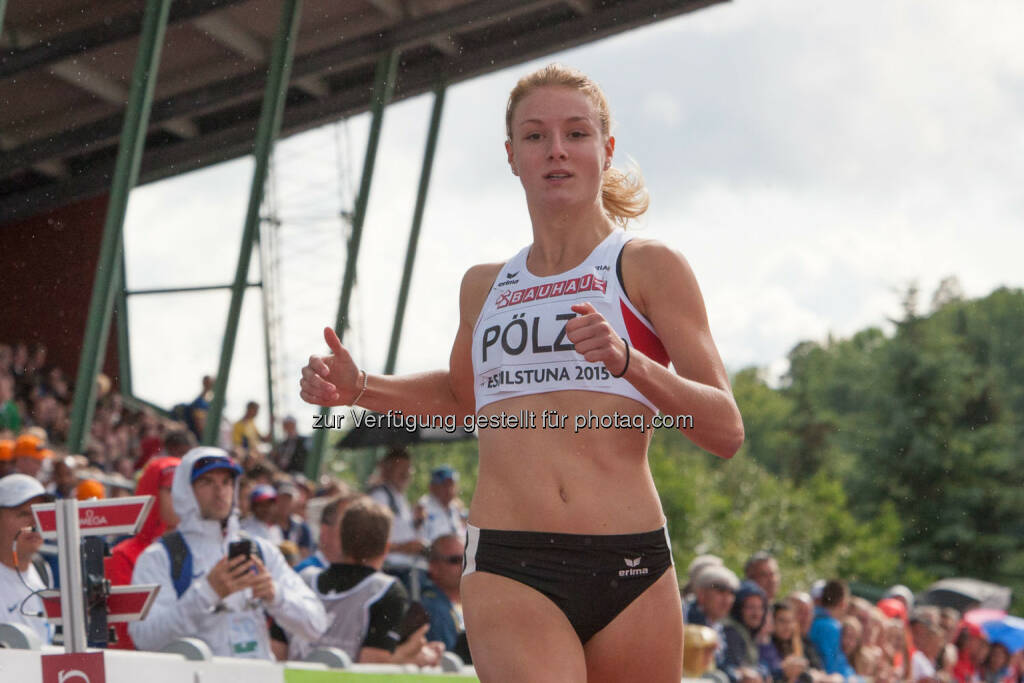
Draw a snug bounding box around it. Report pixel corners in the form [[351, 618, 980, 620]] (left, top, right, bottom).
[[123, 0, 1023, 432]]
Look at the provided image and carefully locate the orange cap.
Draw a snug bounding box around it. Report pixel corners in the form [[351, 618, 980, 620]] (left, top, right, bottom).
[[76, 479, 106, 501], [0, 440, 14, 462], [14, 434, 45, 459]]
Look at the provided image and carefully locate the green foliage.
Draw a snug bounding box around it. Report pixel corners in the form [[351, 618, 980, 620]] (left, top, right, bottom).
[[321, 283, 1024, 611]]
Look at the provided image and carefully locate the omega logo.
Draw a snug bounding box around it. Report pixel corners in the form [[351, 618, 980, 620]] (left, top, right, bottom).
[[81, 509, 109, 526], [58, 670, 91, 683]]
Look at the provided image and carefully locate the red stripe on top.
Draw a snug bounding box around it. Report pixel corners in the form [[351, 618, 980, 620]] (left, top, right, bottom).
[[619, 299, 670, 366]]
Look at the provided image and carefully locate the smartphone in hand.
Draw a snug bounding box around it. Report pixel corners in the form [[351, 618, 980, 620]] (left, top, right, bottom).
[[228, 539, 253, 561]]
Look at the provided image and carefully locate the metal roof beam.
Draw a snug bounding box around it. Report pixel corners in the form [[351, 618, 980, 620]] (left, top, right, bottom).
[[0, 0, 251, 79], [0, 0, 723, 225], [193, 12, 330, 99], [367, 0, 458, 56], [565, 0, 594, 13], [0, 0, 559, 178], [5, 28, 198, 140], [0, 133, 68, 179]]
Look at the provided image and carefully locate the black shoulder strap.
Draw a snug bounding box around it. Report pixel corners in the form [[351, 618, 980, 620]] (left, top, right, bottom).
[[159, 530, 193, 598], [367, 484, 400, 515], [31, 554, 51, 588]]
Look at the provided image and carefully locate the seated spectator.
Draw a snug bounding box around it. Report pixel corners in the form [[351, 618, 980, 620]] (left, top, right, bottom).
[[232, 401, 269, 454], [0, 438, 15, 478], [981, 644, 1012, 683], [878, 610, 912, 681], [271, 416, 309, 475], [686, 565, 741, 682], [0, 474, 54, 644], [104, 456, 180, 650], [687, 624, 728, 682], [0, 374, 21, 432], [287, 498, 442, 667], [683, 554, 725, 601], [767, 602, 812, 683], [48, 456, 78, 499], [180, 375, 214, 441], [129, 448, 326, 659], [366, 448, 426, 593], [293, 492, 361, 584], [745, 551, 781, 603], [13, 433, 52, 480], [809, 580, 858, 680], [76, 478, 106, 500], [910, 607, 945, 683], [241, 484, 284, 545], [687, 564, 740, 629], [275, 482, 313, 562], [841, 615, 879, 678], [418, 465, 467, 545], [420, 534, 471, 663], [722, 580, 771, 683]]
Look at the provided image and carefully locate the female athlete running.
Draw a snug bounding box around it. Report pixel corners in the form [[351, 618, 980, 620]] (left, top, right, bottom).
[[301, 64, 743, 683]]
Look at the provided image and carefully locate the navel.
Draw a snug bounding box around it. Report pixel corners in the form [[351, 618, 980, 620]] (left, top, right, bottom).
[[558, 486, 569, 503]]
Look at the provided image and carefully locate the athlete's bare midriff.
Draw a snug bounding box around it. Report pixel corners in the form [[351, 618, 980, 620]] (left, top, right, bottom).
[[467, 389, 667, 534]]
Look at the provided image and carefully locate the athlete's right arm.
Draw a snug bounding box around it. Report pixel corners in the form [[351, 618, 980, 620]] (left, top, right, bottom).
[[300, 263, 500, 419]]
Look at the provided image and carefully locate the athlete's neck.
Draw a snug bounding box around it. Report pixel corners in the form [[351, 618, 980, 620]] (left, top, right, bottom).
[[526, 201, 615, 276]]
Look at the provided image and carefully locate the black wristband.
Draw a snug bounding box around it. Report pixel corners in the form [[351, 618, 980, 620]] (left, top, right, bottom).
[[610, 337, 630, 378]]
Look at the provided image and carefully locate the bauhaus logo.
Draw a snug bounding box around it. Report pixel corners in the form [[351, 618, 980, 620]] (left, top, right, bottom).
[[496, 274, 607, 309]]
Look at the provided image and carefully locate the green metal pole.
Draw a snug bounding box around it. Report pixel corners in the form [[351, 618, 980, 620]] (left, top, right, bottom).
[[256, 226, 277, 445], [116, 248, 134, 397], [307, 50, 400, 480], [0, 0, 7, 40], [203, 0, 302, 446], [384, 85, 446, 375], [67, 0, 172, 454]]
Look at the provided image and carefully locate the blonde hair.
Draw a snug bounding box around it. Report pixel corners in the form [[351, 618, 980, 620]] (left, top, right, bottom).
[[505, 63, 649, 227]]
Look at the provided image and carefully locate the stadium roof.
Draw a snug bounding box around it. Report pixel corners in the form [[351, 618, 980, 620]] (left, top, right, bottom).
[[0, 0, 722, 225]]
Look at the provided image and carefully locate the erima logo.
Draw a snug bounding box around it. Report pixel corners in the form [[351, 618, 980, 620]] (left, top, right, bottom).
[[506, 271, 519, 278], [7, 601, 19, 613], [619, 557, 648, 577]]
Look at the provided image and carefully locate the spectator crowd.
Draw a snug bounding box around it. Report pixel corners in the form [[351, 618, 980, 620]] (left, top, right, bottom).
[[2, 338, 1021, 679], [1, 339, 472, 668], [682, 553, 1023, 683]]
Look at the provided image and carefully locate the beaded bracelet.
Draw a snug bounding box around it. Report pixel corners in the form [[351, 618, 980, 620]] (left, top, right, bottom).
[[351, 368, 368, 406]]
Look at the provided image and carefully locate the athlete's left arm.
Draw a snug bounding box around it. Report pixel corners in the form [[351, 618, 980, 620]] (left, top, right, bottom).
[[625, 239, 744, 457], [567, 239, 743, 458]]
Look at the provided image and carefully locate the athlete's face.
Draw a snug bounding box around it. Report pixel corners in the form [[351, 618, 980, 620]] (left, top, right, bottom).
[[505, 86, 614, 209]]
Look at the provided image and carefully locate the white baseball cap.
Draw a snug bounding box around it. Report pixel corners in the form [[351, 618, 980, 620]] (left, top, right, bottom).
[[0, 473, 51, 508]]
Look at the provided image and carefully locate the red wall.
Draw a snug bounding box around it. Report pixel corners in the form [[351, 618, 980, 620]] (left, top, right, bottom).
[[0, 194, 122, 386]]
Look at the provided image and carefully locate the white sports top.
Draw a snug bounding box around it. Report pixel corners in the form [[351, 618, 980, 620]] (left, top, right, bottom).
[[471, 229, 670, 412]]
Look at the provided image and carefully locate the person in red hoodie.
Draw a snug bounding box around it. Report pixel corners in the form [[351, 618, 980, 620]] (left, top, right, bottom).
[[104, 456, 180, 649]]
